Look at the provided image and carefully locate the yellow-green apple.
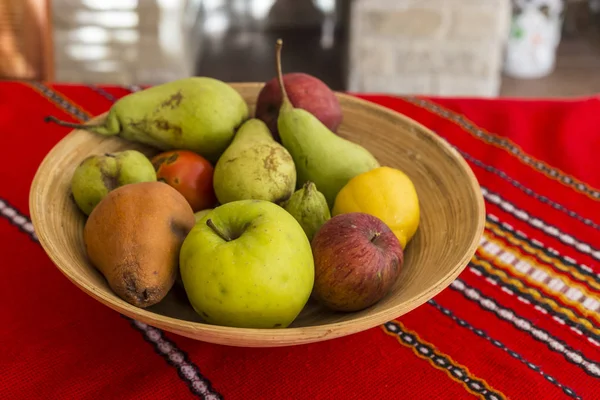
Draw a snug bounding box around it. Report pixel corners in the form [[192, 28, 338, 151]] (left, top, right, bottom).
[[255, 72, 342, 141], [193, 208, 213, 223], [179, 199, 315, 328], [311, 212, 404, 312]]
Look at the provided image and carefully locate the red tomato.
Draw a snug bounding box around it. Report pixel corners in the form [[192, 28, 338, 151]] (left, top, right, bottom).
[[151, 150, 217, 212]]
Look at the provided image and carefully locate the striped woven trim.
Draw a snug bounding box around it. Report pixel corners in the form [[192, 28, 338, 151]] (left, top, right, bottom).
[[26, 83, 222, 399], [428, 299, 582, 399], [404, 96, 600, 200], [451, 279, 600, 378], [383, 320, 506, 399]]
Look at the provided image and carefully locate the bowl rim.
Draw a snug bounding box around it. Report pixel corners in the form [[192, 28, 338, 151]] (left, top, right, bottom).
[[29, 82, 485, 346]]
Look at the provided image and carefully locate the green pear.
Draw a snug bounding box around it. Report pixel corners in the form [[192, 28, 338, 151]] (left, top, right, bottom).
[[179, 199, 314, 329], [281, 181, 330, 241], [71, 150, 157, 215], [212, 118, 296, 204], [45, 77, 249, 163], [274, 40, 380, 207]]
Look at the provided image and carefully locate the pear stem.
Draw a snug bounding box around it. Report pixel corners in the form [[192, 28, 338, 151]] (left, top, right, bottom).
[[302, 181, 315, 198], [44, 115, 104, 130], [275, 39, 292, 109], [206, 219, 232, 242]]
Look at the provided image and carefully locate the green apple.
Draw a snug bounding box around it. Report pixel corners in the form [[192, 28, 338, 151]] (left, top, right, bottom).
[[193, 208, 213, 223], [179, 199, 315, 329]]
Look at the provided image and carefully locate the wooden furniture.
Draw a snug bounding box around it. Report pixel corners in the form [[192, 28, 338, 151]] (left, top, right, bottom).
[[0, 0, 54, 81]]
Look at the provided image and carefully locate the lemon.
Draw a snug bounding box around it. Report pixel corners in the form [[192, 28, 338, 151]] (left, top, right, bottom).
[[332, 166, 420, 249]]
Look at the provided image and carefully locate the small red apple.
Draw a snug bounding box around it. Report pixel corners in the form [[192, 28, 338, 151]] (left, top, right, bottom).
[[255, 72, 343, 141], [311, 212, 404, 312]]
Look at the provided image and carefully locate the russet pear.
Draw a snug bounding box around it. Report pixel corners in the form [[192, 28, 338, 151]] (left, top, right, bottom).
[[83, 181, 196, 308]]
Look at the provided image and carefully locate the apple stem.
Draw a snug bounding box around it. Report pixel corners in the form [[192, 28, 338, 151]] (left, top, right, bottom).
[[206, 219, 232, 242], [275, 39, 292, 110], [370, 232, 381, 243]]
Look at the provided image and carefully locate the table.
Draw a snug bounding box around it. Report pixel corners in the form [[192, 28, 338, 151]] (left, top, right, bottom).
[[1, 81, 599, 399]]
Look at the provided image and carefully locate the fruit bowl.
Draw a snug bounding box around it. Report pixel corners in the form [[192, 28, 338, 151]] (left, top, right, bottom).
[[29, 83, 485, 347]]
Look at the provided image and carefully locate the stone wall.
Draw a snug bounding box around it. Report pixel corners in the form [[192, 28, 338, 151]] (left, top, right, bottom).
[[348, 0, 513, 97]]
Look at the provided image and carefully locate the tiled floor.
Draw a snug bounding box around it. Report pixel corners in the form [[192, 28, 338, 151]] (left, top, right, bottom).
[[50, 0, 600, 98]]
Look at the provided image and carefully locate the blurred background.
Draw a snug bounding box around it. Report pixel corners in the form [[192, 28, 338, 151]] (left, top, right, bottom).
[[1, 0, 600, 98]]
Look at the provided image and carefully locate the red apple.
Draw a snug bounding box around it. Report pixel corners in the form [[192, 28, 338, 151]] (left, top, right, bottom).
[[311, 212, 404, 312], [255, 72, 343, 141]]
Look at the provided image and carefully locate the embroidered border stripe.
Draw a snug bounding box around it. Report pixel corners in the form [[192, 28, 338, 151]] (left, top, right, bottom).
[[0, 199, 37, 242], [382, 320, 506, 399], [479, 235, 600, 319], [0, 197, 223, 399], [486, 216, 600, 290], [126, 318, 222, 399], [15, 85, 223, 399], [25, 82, 92, 122], [427, 299, 582, 399], [470, 255, 600, 342], [87, 84, 118, 103], [404, 96, 600, 200], [483, 187, 600, 262], [451, 279, 600, 377], [456, 147, 600, 231]]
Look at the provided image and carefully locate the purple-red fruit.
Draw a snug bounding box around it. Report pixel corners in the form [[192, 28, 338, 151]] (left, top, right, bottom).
[[255, 72, 343, 141], [310, 212, 404, 312]]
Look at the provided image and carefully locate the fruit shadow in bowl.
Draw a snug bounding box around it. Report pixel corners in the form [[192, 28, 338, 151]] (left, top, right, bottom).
[[134, 97, 458, 327], [144, 210, 430, 327], [31, 83, 484, 346]]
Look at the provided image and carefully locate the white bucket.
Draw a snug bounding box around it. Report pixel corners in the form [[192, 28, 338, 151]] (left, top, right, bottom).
[[503, 0, 565, 79]]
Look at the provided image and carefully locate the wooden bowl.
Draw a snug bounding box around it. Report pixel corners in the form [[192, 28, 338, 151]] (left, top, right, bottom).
[[29, 83, 485, 347]]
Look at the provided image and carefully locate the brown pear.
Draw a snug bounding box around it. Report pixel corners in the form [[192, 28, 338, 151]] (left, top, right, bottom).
[[83, 181, 195, 308]]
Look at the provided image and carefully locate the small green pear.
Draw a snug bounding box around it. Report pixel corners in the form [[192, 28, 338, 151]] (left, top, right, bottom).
[[45, 77, 249, 163], [213, 118, 296, 204], [274, 39, 380, 207], [71, 150, 156, 215], [281, 181, 330, 241]]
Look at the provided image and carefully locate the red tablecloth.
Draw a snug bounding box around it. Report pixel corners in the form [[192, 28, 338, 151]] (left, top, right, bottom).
[[1, 81, 599, 400]]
